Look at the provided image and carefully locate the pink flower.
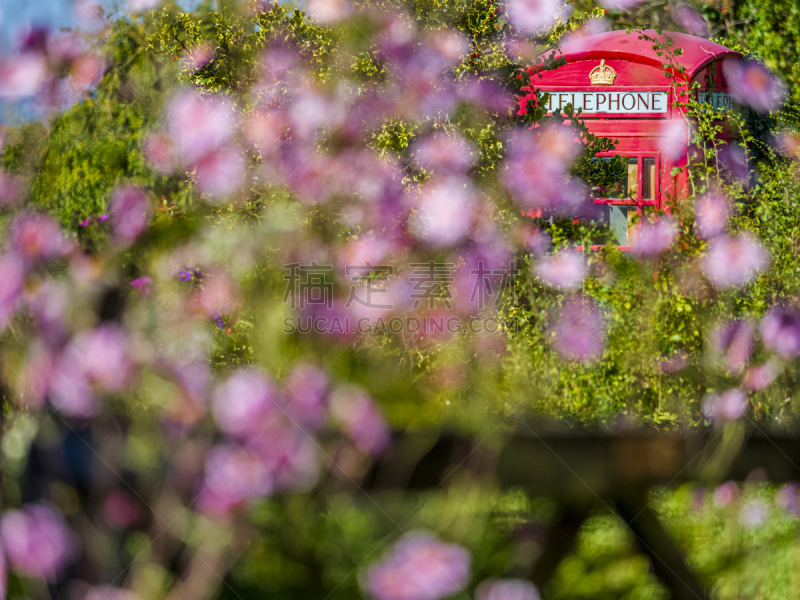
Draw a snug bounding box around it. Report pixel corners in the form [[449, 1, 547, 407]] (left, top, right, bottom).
[[703, 388, 747, 421], [410, 177, 475, 248], [535, 252, 587, 289], [597, 0, 646, 9], [10, 213, 68, 263], [0, 254, 25, 329], [659, 119, 690, 160], [711, 319, 754, 374], [0, 504, 74, 582], [68, 54, 106, 91], [251, 426, 320, 492], [476, 578, 541, 600], [695, 192, 730, 239], [330, 387, 391, 456], [760, 307, 800, 359], [306, 0, 353, 24], [776, 483, 800, 517], [193, 144, 246, 199], [633, 217, 678, 254], [283, 363, 329, 430], [212, 368, 278, 439], [713, 481, 738, 507], [73, 0, 105, 30], [743, 361, 778, 391], [413, 133, 476, 175], [0, 52, 50, 99], [181, 43, 215, 72], [143, 133, 176, 174], [673, 3, 709, 36], [243, 109, 285, 155], [128, 0, 163, 11], [740, 500, 768, 528], [700, 234, 768, 289], [551, 299, 605, 363], [104, 490, 139, 529], [364, 531, 471, 600], [166, 90, 236, 163], [197, 444, 272, 515], [724, 60, 786, 112], [110, 186, 152, 247], [506, 0, 570, 34]]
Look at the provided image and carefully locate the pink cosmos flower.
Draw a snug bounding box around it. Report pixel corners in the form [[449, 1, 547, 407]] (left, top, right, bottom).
[[196, 444, 272, 515], [702, 388, 747, 421], [68, 54, 106, 91], [743, 361, 778, 391], [306, 0, 353, 24], [506, 0, 570, 34], [413, 133, 476, 174], [598, 0, 646, 10], [673, 3, 709, 37], [0, 254, 25, 329], [212, 368, 278, 439], [659, 119, 690, 160], [283, 363, 330, 430], [110, 186, 152, 247], [166, 90, 236, 163], [330, 386, 391, 456], [633, 217, 678, 254], [711, 319, 754, 374], [10, 213, 68, 263], [143, 133, 176, 174], [73, 0, 105, 30], [364, 531, 471, 600], [695, 192, 730, 239], [0, 52, 50, 99], [410, 177, 475, 248], [455, 77, 515, 114], [760, 307, 800, 359], [243, 109, 285, 155], [551, 299, 605, 363], [700, 234, 768, 289], [0, 504, 74, 582], [476, 578, 541, 600], [535, 252, 587, 289], [193, 144, 246, 199], [130, 276, 152, 295], [251, 426, 320, 492], [713, 481, 738, 507], [724, 60, 786, 112]]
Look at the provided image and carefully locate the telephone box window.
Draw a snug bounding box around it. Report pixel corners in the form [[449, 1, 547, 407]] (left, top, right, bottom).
[[642, 157, 656, 200], [597, 157, 638, 200]]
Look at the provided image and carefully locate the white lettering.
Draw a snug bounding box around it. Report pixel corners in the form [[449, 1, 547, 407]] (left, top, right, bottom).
[[542, 90, 669, 114]]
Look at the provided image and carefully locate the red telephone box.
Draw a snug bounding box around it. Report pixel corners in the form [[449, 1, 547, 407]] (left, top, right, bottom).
[[534, 29, 741, 247]]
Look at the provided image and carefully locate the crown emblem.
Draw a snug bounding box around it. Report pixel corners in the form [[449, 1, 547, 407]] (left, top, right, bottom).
[[589, 60, 616, 85]]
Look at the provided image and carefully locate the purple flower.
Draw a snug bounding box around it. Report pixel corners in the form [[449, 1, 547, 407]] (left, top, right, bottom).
[[711, 319, 754, 374], [97, 214, 108, 222], [178, 269, 194, 282], [506, 0, 569, 34], [740, 500, 768, 528], [212, 368, 278, 439], [410, 177, 475, 247], [10, 213, 69, 263], [181, 42, 215, 72], [724, 60, 786, 112], [659, 119, 690, 160], [673, 3, 709, 37], [250, 426, 320, 492], [283, 363, 330, 430], [713, 481, 739, 507], [363, 531, 471, 600], [476, 578, 541, 600], [703, 388, 747, 421], [743, 361, 778, 391], [166, 89, 236, 163], [110, 186, 152, 247], [0, 504, 74, 582], [80, 217, 92, 227], [0, 254, 25, 330], [700, 234, 768, 289], [597, 0, 646, 9], [551, 299, 605, 363], [330, 386, 391, 456], [760, 307, 800, 359], [143, 133, 176, 174], [777, 483, 800, 517], [130, 276, 152, 295], [0, 52, 50, 99], [193, 143, 246, 199], [535, 252, 587, 289], [413, 133, 476, 175], [633, 217, 678, 254], [196, 443, 272, 515], [695, 192, 730, 239]]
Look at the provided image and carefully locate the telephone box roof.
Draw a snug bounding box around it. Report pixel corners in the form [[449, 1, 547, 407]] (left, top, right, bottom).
[[555, 30, 740, 80]]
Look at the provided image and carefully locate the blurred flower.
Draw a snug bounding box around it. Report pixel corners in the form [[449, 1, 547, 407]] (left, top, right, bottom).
[[251, 426, 320, 492], [110, 186, 152, 247], [743, 360, 779, 391], [85, 587, 140, 600], [166, 89, 236, 163], [702, 388, 747, 421], [535, 252, 587, 289], [598, 0, 646, 9], [0, 52, 50, 99], [506, 0, 570, 34], [182, 43, 215, 72], [551, 298, 605, 363], [0, 504, 74, 582], [212, 368, 278, 439], [10, 213, 68, 263], [69, 54, 106, 91], [130, 276, 152, 295], [561, 18, 611, 52], [776, 483, 800, 517], [193, 144, 246, 199], [306, 0, 353, 24], [104, 490, 139, 529], [659, 119, 690, 160], [128, 0, 163, 11], [713, 481, 739, 507], [695, 192, 730, 239], [283, 363, 330, 430], [760, 306, 800, 359], [711, 319, 754, 374], [413, 133, 476, 175], [73, 0, 105, 30], [672, 3, 708, 36], [410, 177, 475, 248], [717, 143, 750, 182], [243, 109, 285, 156], [724, 60, 786, 112], [0, 254, 26, 329], [700, 234, 768, 289], [330, 386, 391, 456], [740, 500, 768, 528], [364, 531, 471, 600], [197, 444, 272, 515], [476, 578, 541, 600], [143, 133, 176, 174], [455, 78, 515, 113], [634, 218, 678, 254]]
